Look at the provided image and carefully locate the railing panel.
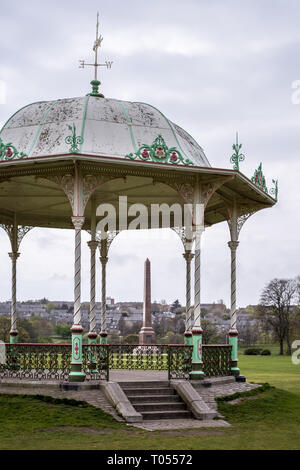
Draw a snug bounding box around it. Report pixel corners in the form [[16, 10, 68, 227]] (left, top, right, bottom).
[[168, 345, 193, 379], [0, 343, 232, 381], [0, 343, 71, 381], [202, 344, 232, 376], [108, 344, 193, 379], [82, 344, 109, 381]]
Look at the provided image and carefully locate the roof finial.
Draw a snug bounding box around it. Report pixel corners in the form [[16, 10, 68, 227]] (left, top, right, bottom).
[[230, 131, 245, 171], [79, 12, 113, 97]]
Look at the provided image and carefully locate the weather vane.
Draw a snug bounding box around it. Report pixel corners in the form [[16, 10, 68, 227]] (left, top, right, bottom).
[[79, 12, 113, 97]]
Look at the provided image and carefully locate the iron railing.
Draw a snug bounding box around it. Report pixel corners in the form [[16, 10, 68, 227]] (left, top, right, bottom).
[[0, 343, 71, 381], [82, 344, 109, 381], [0, 343, 232, 381], [107, 344, 193, 380], [202, 344, 232, 377]]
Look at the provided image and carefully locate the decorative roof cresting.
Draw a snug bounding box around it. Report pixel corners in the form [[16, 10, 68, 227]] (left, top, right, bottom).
[[0, 136, 27, 161], [125, 134, 194, 166], [230, 132, 245, 171]]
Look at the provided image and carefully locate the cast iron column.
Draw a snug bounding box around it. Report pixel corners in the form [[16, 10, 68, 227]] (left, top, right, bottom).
[[190, 186, 205, 380], [228, 240, 240, 376], [99, 238, 108, 344], [183, 250, 194, 345], [69, 216, 86, 382], [88, 200, 98, 346]]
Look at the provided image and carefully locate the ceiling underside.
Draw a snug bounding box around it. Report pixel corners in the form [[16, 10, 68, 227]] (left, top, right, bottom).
[[0, 159, 275, 231]]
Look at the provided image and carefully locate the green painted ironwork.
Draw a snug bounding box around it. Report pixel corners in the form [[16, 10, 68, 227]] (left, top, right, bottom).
[[65, 123, 84, 153], [107, 344, 193, 380], [251, 163, 268, 193], [230, 133, 245, 171], [0, 343, 71, 380], [88, 80, 104, 98], [270, 179, 278, 201], [82, 344, 109, 380], [202, 345, 232, 377], [125, 134, 194, 166], [0, 343, 235, 381], [0, 137, 27, 161]]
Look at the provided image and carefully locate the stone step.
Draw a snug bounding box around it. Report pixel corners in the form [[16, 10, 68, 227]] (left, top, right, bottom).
[[123, 387, 175, 396], [128, 394, 182, 403], [134, 402, 187, 412], [119, 381, 194, 421], [141, 410, 193, 420], [120, 381, 170, 389]]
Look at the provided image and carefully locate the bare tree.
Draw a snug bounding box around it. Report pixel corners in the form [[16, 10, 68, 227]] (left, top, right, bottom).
[[259, 278, 297, 355]]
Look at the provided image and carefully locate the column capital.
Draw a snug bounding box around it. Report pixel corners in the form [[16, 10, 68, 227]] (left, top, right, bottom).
[[192, 327, 203, 335], [228, 240, 239, 251], [8, 252, 20, 260], [72, 216, 85, 230], [71, 324, 83, 333], [100, 256, 108, 265], [229, 328, 238, 336], [88, 331, 98, 339], [87, 240, 98, 251], [183, 251, 194, 262]]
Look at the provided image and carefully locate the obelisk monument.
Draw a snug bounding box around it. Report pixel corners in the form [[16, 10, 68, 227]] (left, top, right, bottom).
[[139, 258, 155, 344]]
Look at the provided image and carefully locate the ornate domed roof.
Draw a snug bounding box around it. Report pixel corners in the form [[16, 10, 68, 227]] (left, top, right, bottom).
[[0, 96, 210, 167]]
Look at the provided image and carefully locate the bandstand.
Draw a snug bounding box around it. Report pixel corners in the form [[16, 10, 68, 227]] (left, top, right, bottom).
[[0, 24, 277, 385]]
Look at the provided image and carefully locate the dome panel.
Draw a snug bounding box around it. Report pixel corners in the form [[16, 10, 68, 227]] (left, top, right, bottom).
[[85, 97, 128, 125], [171, 122, 210, 167], [124, 102, 168, 129], [83, 120, 134, 157], [43, 98, 85, 125], [3, 102, 51, 130], [0, 95, 211, 167]]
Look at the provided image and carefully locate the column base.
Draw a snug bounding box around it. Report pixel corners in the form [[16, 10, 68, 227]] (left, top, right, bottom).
[[100, 332, 108, 345], [191, 327, 204, 379], [230, 359, 240, 376], [69, 364, 86, 382], [70, 327, 85, 382], [9, 332, 18, 344], [229, 331, 239, 376], [184, 331, 192, 345], [87, 333, 98, 372], [189, 372, 205, 380], [69, 372, 86, 382], [235, 375, 246, 382]]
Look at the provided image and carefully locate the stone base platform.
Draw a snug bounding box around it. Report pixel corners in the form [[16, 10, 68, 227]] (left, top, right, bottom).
[[0, 374, 261, 429]]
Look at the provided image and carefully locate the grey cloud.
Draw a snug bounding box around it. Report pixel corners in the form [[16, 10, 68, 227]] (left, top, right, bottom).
[[0, 0, 299, 306]]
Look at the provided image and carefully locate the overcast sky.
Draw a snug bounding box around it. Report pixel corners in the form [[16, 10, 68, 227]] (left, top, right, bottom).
[[0, 0, 299, 308]]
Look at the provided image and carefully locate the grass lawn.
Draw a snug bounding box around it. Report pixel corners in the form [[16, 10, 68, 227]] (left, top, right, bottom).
[[239, 348, 300, 395], [0, 353, 299, 450]]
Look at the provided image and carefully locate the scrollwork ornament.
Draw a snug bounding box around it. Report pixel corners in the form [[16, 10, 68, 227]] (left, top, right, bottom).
[[65, 123, 83, 154], [0, 137, 27, 161], [125, 134, 194, 166]]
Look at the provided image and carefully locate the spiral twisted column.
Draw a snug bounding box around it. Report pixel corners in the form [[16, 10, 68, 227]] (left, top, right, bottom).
[[8, 251, 20, 343], [87, 240, 98, 343], [190, 226, 205, 380], [190, 189, 205, 380], [99, 239, 108, 344], [69, 216, 85, 382], [228, 240, 240, 375], [183, 250, 194, 345]]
